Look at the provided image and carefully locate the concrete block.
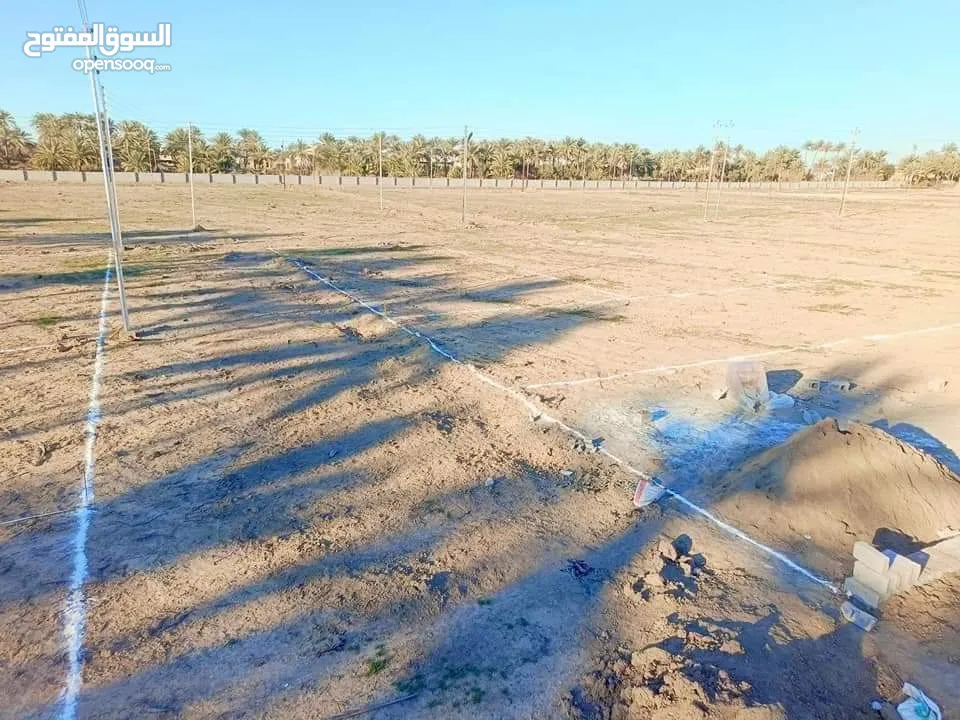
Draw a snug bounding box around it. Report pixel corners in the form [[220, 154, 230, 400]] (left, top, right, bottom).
[[853, 561, 893, 600], [843, 576, 882, 609], [888, 553, 922, 593], [854, 541, 892, 575], [841, 600, 877, 631]]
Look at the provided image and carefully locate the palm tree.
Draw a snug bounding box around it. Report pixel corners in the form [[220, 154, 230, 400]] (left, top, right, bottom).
[[236, 128, 267, 173], [209, 132, 237, 172], [164, 126, 205, 173], [489, 139, 514, 178], [115, 120, 160, 172], [0, 110, 32, 168], [31, 113, 71, 170]]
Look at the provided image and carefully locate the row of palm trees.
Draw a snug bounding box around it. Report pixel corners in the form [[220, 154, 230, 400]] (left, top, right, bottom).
[[2, 109, 958, 184]]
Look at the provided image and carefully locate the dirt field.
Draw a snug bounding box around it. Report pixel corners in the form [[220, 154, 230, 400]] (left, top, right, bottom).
[[1, 182, 959, 719]]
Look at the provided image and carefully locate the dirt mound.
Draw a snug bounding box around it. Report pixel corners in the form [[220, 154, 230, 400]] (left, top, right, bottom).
[[564, 644, 785, 720], [710, 419, 960, 577]]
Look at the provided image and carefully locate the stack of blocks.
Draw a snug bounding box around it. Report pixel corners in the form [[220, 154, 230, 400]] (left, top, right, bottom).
[[842, 535, 960, 630], [842, 541, 924, 622]]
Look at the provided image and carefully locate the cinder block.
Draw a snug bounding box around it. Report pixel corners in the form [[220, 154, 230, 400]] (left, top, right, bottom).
[[854, 541, 891, 575], [888, 554, 922, 592], [841, 600, 877, 631], [843, 576, 882, 609], [853, 561, 893, 600]]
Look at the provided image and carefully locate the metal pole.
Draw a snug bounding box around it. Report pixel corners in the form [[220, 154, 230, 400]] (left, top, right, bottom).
[[85, 41, 130, 332], [187, 122, 197, 229], [839, 129, 859, 217], [714, 137, 729, 218], [378, 133, 384, 212], [703, 141, 717, 220], [461, 125, 468, 225]]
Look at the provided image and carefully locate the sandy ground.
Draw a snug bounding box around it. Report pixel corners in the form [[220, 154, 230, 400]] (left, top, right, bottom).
[[1, 182, 958, 719]]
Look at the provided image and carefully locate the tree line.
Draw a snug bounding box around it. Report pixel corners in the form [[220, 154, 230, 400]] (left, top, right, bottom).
[[2, 109, 958, 185]]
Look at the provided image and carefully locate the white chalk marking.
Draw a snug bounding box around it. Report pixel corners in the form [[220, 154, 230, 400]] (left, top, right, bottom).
[[278, 250, 838, 593], [863, 322, 960, 342], [60, 252, 112, 720], [525, 344, 840, 390], [527, 320, 960, 390]]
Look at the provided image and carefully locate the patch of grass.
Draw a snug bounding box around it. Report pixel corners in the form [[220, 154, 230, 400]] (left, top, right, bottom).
[[437, 663, 480, 690], [366, 656, 389, 676], [365, 645, 391, 676], [32, 315, 61, 327], [393, 674, 425, 694]]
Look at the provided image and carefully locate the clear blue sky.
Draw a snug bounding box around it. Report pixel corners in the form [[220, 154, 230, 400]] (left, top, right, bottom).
[[2, 0, 958, 157]]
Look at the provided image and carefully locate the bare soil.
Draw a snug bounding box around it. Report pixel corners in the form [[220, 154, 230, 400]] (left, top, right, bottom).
[[1, 183, 958, 719]]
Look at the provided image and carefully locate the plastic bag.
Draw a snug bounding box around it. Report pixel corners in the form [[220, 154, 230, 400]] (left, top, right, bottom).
[[896, 683, 942, 720], [726, 361, 769, 411]]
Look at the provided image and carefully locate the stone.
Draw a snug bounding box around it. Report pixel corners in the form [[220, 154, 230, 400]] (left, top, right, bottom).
[[843, 576, 882, 609], [671, 534, 693, 557], [853, 561, 893, 601], [853, 541, 891, 575]]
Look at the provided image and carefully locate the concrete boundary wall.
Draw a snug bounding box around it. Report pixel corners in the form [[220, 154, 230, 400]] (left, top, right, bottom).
[[0, 168, 908, 191]]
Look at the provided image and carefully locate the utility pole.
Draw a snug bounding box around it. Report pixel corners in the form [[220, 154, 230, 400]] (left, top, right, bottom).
[[839, 128, 860, 217], [703, 140, 717, 221], [714, 121, 733, 219], [461, 125, 468, 225], [378, 133, 384, 212], [85, 39, 130, 332], [187, 122, 197, 229]]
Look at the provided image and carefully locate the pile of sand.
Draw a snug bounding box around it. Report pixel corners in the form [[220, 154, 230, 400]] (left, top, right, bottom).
[[710, 419, 960, 577]]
